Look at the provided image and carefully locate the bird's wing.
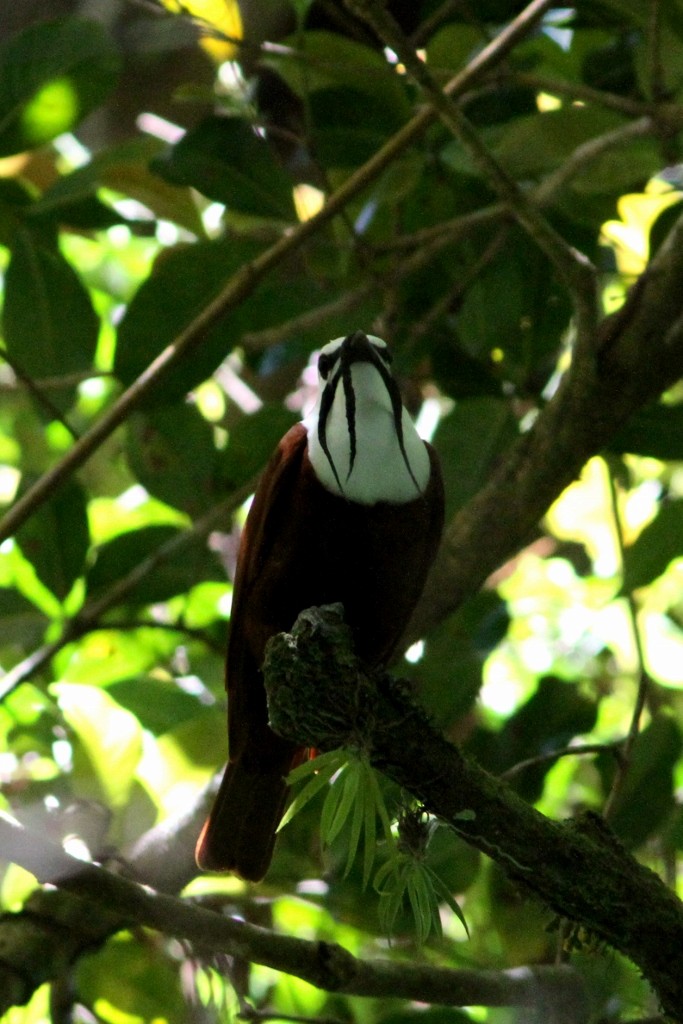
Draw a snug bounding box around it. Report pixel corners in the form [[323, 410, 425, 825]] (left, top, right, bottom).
[[225, 422, 308, 762]]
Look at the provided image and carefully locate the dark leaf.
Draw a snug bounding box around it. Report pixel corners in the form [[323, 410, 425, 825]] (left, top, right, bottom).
[[108, 676, 210, 736], [264, 31, 410, 118], [221, 405, 299, 489], [0, 588, 47, 648], [85, 525, 223, 606], [310, 88, 404, 168], [152, 116, 296, 220], [0, 179, 33, 247], [453, 230, 572, 388], [599, 715, 681, 849], [3, 227, 99, 412], [473, 676, 598, 801], [622, 499, 683, 593], [0, 18, 120, 157], [30, 194, 125, 232], [33, 136, 205, 236], [76, 933, 185, 1023], [378, 1010, 470, 1024], [406, 592, 510, 728], [425, 826, 480, 896], [490, 108, 656, 191], [126, 405, 220, 517], [433, 398, 518, 519], [610, 402, 683, 460], [15, 478, 89, 601], [649, 199, 683, 257], [113, 237, 262, 403]]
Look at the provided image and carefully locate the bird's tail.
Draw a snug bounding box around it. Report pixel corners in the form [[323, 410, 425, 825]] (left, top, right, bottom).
[[195, 756, 293, 881]]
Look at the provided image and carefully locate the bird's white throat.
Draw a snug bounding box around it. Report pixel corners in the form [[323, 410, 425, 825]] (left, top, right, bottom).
[[305, 361, 431, 505]]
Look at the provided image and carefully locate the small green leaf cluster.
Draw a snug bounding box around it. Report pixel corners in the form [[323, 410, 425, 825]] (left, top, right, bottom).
[[286, 752, 467, 944]]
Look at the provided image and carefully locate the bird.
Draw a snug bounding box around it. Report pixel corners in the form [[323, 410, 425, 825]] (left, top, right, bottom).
[[195, 330, 444, 880]]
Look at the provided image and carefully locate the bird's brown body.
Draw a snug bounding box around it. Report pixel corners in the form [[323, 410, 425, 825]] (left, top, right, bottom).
[[196, 334, 444, 881]]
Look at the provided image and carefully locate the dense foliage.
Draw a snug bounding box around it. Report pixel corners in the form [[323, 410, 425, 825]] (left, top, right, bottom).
[[1, 1, 683, 1021]]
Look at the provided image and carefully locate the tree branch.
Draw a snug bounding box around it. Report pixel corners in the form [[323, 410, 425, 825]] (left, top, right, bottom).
[[0, 810, 585, 1016], [262, 605, 683, 1020], [408, 209, 683, 642]]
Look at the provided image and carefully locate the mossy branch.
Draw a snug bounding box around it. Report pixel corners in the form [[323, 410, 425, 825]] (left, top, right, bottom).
[[263, 605, 683, 1020]]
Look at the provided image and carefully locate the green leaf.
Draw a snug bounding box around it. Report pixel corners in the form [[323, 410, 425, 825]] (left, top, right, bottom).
[[113, 236, 262, 403], [322, 761, 359, 845], [444, 102, 659, 198], [347, 775, 366, 879], [474, 675, 598, 801], [378, 1008, 471, 1024], [0, 588, 47, 647], [265, 31, 410, 118], [279, 750, 343, 830], [365, 760, 395, 846], [406, 591, 509, 728], [426, 24, 483, 73], [76, 933, 186, 1022], [31, 194, 123, 232], [452, 230, 572, 388], [128, 403, 299, 520], [622, 499, 683, 593], [313, 755, 394, 887], [52, 682, 143, 808], [126, 405, 220, 517], [362, 776, 377, 889], [407, 868, 435, 943], [0, 18, 120, 157], [152, 116, 296, 220], [310, 88, 405, 168], [85, 525, 222, 606], [107, 676, 209, 736], [0, 179, 33, 247], [376, 854, 449, 945], [427, 865, 470, 937], [32, 136, 206, 237], [3, 227, 99, 412], [600, 715, 682, 849], [610, 402, 683, 460], [649, 199, 683, 258], [15, 478, 89, 601], [433, 399, 518, 519], [221, 405, 299, 489]]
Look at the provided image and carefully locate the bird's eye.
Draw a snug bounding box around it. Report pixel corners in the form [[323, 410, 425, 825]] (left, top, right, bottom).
[[318, 353, 332, 379]]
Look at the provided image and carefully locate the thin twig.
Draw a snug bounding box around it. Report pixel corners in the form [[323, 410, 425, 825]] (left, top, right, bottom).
[[533, 116, 655, 206], [602, 461, 652, 819], [647, 0, 666, 103], [86, 617, 225, 654], [410, 0, 465, 47], [404, 224, 511, 353], [501, 741, 624, 781], [512, 72, 666, 118], [239, 1005, 344, 1024]]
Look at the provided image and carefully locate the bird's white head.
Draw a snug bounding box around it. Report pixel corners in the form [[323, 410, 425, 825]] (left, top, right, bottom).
[[304, 331, 431, 505]]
